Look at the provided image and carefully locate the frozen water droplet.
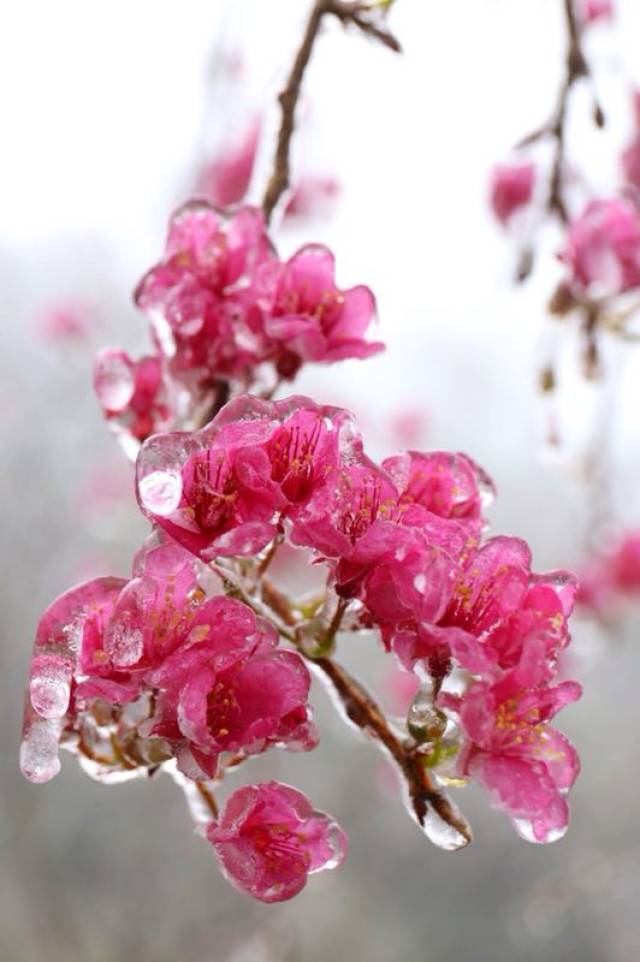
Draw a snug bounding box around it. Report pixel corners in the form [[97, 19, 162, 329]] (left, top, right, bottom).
[[139, 470, 182, 516], [421, 805, 471, 851], [105, 622, 144, 667], [513, 818, 568, 845], [94, 349, 135, 412], [20, 719, 62, 783], [312, 817, 348, 871], [408, 688, 447, 742], [29, 656, 71, 719]]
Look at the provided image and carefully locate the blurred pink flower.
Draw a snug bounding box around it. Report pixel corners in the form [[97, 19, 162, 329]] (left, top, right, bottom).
[[577, 530, 640, 617], [560, 198, 640, 295], [196, 122, 260, 208], [621, 92, 640, 191], [581, 0, 614, 24], [284, 176, 340, 220], [490, 162, 535, 225], [36, 300, 96, 342]]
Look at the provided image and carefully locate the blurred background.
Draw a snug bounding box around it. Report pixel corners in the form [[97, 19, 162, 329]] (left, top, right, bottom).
[[2, 1, 640, 959]]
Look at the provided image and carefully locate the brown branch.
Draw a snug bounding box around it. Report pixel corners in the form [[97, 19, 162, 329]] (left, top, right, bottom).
[[311, 657, 472, 845], [197, 781, 219, 819], [261, 0, 400, 223], [257, 576, 471, 847], [516, 0, 602, 225], [194, 379, 230, 430]]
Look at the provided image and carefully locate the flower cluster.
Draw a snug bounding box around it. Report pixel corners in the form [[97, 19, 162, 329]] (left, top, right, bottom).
[[94, 202, 381, 456], [23, 392, 583, 900], [135, 393, 582, 843], [488, 0, 640, 383], [20, 533, 345, 901]]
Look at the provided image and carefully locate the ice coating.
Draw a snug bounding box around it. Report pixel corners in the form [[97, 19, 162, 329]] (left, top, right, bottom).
[[93, 348, 136, 412], [20, 713, 63, 784], [407, 688, 447, 742], [421, 805, 472, 853], [21, 539, 316, 794], [23, 379, 584, 889]]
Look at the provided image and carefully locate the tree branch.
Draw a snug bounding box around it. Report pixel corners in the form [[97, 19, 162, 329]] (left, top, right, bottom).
[[516, 0, 602, 225], [256, 575, 472, 847], [261, 0, 401, 223]]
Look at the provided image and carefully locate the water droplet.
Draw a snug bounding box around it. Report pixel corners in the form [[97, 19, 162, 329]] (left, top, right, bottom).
[[138, 470, 182, 516], [20, 719, 62, 783], [93, 349, 135, 412], [105, 622, 144, 667], [513, 818, 568, 845], [407, 688, 447, 742]]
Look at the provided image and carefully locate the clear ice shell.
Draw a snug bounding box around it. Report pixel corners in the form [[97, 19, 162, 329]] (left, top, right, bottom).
[[138, 470, 183, 516], [407, 687, 447, 742], [513, 817, 568, 845], [20, 717, 63, 783], [29, 655, 72, 719], [93, 349, 135, 412], [308, 815, 348, 873], [420, 804, 471, 852]]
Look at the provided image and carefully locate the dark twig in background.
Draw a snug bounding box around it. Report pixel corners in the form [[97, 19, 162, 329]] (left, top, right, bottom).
[[517, 0, 603, 226], [262, 0, 400, 222]]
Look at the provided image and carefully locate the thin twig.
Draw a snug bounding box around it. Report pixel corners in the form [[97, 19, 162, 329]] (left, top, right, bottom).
[[311, 656, 472, 844], [261, 0, 400, 222], [516, 0, 602, 225], [197, 780, 219, 819]]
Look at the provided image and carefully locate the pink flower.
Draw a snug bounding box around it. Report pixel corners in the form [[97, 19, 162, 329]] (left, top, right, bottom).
[[284, 176, 340, 220], [21, 535, 316, 784], [289, 460, 399, 564], [145, 597, 316, 777], [560, 198, 640, 295], [290, 457, 473, 620], [581, 0, 614, 24], [197, 122, 259, 208], [93, 349, 173, 455], [390, 538, 577, 685], [136, 394, 356, 560], [381, 450, 494, 529], [256, 244, 383, 377], [206, 782, 347, 902], [490, 162, 535, 225], [576, 530, 640, 615], [441, 673, 582, 843], [135, 202, 274, 383], [609, 532, 640, 591]]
